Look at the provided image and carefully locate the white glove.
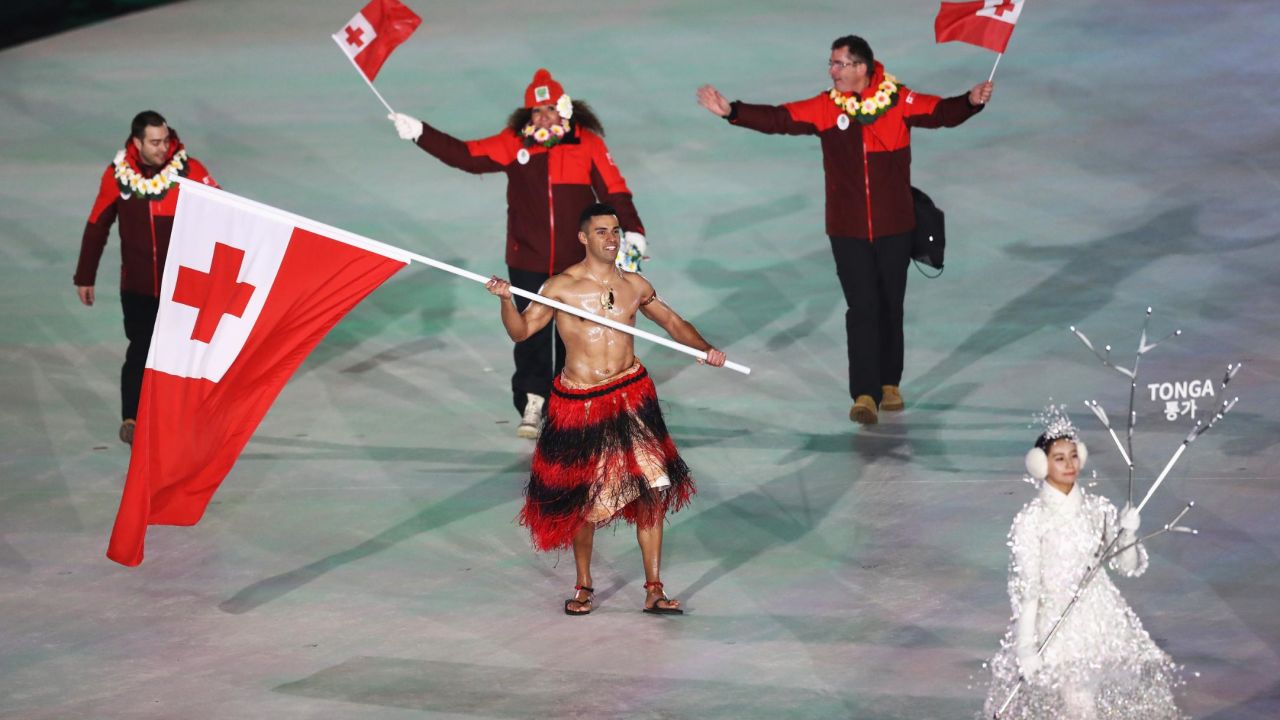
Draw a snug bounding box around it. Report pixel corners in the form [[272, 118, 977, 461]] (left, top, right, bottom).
[[1014, 596, 1040, 678], [1016, 647, 1043, 679], [389, 112, 423, 142], [1120, 503, 1141, 533], [614, 231, 648, 272]]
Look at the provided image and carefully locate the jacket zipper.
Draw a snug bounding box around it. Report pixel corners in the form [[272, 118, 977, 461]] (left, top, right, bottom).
[[545, 153, 558, 373], [546, 153, 556, 276], [861, 130, 874, 242], [149, 199, 159, 295]]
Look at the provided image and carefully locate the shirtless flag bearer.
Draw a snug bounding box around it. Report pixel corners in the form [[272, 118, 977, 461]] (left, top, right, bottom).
[[486, 203, 728, 616]]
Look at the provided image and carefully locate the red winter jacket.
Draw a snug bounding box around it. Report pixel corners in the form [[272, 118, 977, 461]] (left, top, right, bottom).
[[75, 131, 217, 297], [728, 62, 983, 241], [414, 122, 643, 274]]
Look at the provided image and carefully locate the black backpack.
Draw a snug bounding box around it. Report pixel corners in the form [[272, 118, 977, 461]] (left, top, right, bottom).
[[910, 186, 945, 278]]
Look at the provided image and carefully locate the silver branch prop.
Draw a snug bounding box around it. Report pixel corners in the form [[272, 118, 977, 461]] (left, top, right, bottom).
[[1070, 308, 1181, 504], [1103, 502, 1197, 562], [1084, 400, 1133, 468], [1137, 397, 1238, 512]]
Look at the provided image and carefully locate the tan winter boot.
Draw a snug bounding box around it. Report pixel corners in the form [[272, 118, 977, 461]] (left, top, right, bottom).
[[880, 385, 904, 412], [119, 419, 136, 445], [849, 395, 878, 425]]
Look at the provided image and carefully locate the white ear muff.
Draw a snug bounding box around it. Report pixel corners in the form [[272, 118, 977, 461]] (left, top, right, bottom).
[[1076, 440, 1088, 471], [1025, 447, 1048, 480]]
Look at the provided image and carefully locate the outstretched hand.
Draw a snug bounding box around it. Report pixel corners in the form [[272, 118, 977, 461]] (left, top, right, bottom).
[[389, 112, 423, 141], [696, 85, 731, 118], [485, 275, 513, 300], [969, 80, 993, 106], [698, 348, 727, 367]]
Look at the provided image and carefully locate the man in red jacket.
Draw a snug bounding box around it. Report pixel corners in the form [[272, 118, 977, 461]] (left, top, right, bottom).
[[74, 110, 218, 444], [389, 68, 647, 439], [698, 35, 992, 425]]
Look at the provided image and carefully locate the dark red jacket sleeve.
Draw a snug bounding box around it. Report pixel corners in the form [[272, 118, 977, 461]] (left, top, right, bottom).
[[727, 98, 821, 136], [75, 165, 119, 287], [586, 134, 644, 235], [902, 89, 984, 129], [413, 122, 507, 174]]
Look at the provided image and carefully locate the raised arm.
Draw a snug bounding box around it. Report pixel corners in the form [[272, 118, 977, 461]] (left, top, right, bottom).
[[390, 113, 507, 174], [636, 279, 726, 367], [698, 84, 820, 136], [486, 275, 556, 342], [902, 81, 991, 129]]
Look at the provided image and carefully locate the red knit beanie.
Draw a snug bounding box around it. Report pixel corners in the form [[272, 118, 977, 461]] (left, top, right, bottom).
[[523, 68, 566, 108]]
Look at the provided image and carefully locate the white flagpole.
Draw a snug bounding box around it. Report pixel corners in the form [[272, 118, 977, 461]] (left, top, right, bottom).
[[170, 178, 751, 375], [987, 52, 1003, 82], [402, 250, 752, 375], [332, 34, 394, 114]]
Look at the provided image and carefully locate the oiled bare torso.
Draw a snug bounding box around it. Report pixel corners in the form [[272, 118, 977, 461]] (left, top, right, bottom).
[[549, 266, 649, 385]]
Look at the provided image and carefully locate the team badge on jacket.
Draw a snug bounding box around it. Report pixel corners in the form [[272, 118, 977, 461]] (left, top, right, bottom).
[[517, 148, 530, 165]]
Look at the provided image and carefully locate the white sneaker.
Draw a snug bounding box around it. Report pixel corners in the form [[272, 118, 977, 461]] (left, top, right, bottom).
[[517, 393, 545, 439]]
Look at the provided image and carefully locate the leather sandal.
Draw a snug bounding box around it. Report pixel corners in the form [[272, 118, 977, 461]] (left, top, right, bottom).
[[564, 584, 594, 616], [642, 581, 683, 615]]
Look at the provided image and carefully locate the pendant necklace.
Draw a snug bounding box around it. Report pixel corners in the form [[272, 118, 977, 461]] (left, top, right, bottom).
[[586, 270, 617, 311]]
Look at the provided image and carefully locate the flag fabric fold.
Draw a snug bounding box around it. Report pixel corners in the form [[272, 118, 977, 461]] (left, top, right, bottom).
[[935, 0, 1023, 54], [106, 180, 409, 566], [332, 0, 422, 81]]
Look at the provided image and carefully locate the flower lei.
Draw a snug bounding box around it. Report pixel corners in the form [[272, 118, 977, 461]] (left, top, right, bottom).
[[113, 148, 188, 198], [521, 93, 575, 148], [829, 73, 899, 125], [522, 118, 571, 147]]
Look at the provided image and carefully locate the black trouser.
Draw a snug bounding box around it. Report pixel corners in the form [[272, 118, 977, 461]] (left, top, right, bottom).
[[120, 291, 160, 421], [508, 266, 566, 414], [828, 233, 912, 405]]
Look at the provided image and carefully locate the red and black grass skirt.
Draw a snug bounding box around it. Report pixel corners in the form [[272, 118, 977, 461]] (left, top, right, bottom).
[[520, 362, 694, 551]]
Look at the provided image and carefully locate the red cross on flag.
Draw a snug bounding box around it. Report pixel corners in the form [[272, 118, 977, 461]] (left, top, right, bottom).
[[106, 179, 409, 566], [935, 0, 1024, 54], [332, 0, 422, 81]]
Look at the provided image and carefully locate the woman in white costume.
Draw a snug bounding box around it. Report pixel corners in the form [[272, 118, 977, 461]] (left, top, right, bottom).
[[982, 408, 1183, 719]]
